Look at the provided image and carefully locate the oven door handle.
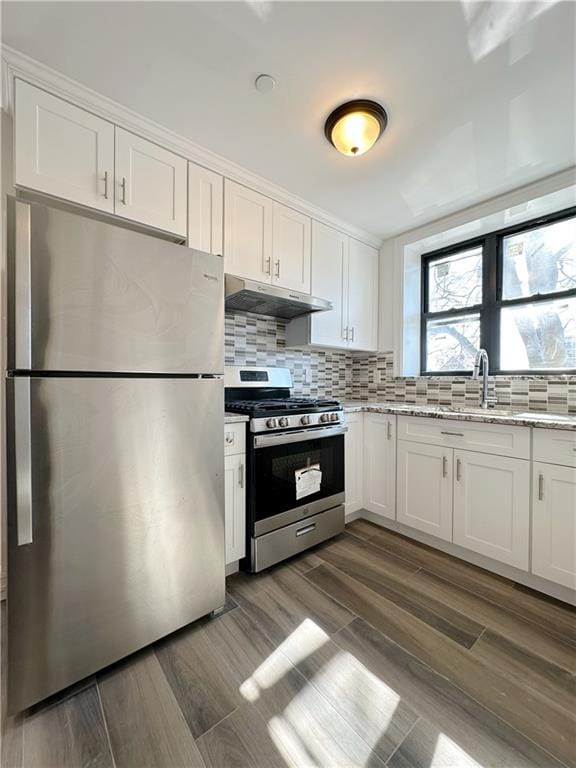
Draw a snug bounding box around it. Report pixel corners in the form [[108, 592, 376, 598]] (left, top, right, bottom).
[[253, 425, 347, 448]]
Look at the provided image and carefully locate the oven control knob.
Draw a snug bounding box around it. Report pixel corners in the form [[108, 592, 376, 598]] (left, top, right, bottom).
[[300, 415, 311, 425], [320, 413, 330, 423], [279, 417, 289, 427], [266, 418, 278, 429], [330, 413, 339, 422]]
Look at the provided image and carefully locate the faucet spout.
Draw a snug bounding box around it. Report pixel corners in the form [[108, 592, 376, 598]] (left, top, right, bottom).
[[473, 349, 496, 409]]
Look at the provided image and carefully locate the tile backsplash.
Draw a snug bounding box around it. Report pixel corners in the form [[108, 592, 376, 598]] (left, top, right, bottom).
[[350, 352, 576, 414], [225, 312, 576, 414], [225, 312, 350, 398]]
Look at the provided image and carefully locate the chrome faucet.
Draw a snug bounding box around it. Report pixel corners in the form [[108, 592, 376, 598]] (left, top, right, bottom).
[[473, 349, 497, 409]]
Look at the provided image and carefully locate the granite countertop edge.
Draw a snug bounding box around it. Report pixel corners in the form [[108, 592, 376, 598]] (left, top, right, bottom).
[[342, 402, 576, 431]]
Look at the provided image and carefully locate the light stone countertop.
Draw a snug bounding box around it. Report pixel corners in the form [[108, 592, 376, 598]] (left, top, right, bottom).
[[342, 401, 576, 431], [224, 413, 249, 424]]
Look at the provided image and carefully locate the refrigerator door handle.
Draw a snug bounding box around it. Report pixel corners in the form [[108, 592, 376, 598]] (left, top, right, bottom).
[[13, 200, 32, 370], [15, 378, 33, 545]]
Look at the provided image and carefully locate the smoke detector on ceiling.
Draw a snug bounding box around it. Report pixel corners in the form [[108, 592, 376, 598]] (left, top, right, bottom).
[[255, 74, 277, 93]]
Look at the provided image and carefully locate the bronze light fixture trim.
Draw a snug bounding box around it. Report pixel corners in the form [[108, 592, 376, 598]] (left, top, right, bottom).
[[324, 99, 388, 157]]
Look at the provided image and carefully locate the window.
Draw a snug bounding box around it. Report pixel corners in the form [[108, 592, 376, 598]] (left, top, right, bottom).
[[421, 208, 576, 374]]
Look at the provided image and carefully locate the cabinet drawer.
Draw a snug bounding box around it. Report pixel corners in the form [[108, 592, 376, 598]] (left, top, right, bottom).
[[252, 504, 344, 572], [397, 416, 530, 459], [224, 422, 246, 455], [533, 428, 576, 468]]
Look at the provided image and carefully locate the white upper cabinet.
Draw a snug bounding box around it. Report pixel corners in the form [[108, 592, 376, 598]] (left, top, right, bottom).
[[347, 238, 379, 351], [187, 162, 223, 255], [15, 79, 114, 213], [309, 221, 348, 348], [115, 127, 187, 236], [364, 414, 396, 520], [224, 180, 273, 282], [286, 223, 379, 352], [272, 202, 311, 293], [453, 450, 530, 569]]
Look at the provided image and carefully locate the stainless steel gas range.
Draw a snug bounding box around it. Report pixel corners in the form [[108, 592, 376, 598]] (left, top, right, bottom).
[[225, 366, 346, 572]]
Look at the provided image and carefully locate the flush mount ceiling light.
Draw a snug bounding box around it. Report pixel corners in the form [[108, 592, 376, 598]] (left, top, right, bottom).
[[324, 99, 388, 157]]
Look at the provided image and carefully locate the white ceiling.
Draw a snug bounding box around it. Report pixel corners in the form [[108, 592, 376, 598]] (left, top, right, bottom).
[[2, 1, 575, 239]]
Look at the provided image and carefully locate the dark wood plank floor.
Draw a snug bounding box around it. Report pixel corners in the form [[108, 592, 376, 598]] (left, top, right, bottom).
[[2, 520, 576, 768]]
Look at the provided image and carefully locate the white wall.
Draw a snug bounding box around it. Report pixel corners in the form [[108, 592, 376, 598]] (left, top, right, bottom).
[[378, 167, 576, 374]]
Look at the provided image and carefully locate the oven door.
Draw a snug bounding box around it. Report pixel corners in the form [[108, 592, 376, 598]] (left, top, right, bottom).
[[251, 425, 346, 535]]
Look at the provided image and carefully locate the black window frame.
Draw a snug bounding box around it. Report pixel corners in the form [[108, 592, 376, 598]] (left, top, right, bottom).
[[420, 206, 576, 376]]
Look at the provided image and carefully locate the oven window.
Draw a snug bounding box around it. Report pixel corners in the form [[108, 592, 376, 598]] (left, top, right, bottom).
[[253, 434, 344, 523]]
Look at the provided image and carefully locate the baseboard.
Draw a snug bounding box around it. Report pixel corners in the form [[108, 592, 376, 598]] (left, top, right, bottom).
[[225, 561, 239, 577], [344, 508, 363, 524], [356, 511, 576, 607]]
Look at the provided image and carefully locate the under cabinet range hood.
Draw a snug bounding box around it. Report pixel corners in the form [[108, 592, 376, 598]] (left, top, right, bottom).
[[225, 274, 332, 319]]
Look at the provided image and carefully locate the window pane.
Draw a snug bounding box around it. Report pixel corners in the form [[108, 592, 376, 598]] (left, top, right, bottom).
[[502, 217, 576, 300], [500, 297, 576, 371], [427, 247, 482, 312], [426, 314, 480, 372]]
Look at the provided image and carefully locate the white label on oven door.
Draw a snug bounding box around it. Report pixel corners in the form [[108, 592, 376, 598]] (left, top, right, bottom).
[[295, 464, 322, 500]]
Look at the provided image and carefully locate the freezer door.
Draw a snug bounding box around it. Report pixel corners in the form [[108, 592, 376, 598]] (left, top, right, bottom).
[[7, 377, 225, 712], [8, 198, 223, 373]]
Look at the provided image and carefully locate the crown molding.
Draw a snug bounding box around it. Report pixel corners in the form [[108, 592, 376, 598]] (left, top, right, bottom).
[[1, 45, 382, 248]]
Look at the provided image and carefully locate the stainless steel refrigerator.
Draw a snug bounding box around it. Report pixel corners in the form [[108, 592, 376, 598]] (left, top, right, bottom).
[[6, 198, 225, 713]]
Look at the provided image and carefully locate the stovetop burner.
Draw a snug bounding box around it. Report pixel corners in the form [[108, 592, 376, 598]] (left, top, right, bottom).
[[228, 397, 341, 414]]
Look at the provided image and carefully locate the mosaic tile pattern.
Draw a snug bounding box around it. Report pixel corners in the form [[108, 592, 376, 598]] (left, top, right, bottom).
[[350, 352, 576, 414], [226, 312, 576, 414], [225, 312, 350, 398]]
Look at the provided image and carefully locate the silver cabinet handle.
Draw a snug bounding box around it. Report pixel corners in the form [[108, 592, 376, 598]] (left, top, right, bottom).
[[538, 473, 544, 501], [274, 260, 280, 279], [103, 170, 109, 199], [456, 458, 462, 481], [121, 176, 127, 205], [350, 327, 355, 343], [264, 257, 271, 276], [296, 523, 316, 537], [342, 327, 349, 341], [442, 455, 448, 478], [14, 378, 33, 545], [441, 431, 464, 437], [387, 421, 392, 440], [238, 462, 244, 489]]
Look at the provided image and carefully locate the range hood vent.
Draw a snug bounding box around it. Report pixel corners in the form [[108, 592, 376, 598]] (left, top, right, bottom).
[[225, 275, 332, 319]]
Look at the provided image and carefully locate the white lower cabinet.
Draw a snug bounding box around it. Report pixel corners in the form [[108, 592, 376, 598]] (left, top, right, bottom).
[[397, 440, 453, 541], [344, 412, 364, 516], [532, 462, 576, 589], [224, 452, 246, 565], [364, 414, 396, 520], [453, 450, 530, 569]]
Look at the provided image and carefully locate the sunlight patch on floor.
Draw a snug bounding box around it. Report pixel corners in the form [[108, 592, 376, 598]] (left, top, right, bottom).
[[431, 733, 484, 767], [239, 619, 329, 702]]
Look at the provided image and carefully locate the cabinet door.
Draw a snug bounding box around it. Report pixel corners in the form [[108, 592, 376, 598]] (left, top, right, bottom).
[[224, 180, 273, 282], [532, 462, 576, 589], [344, 412, 364, 515], [347, 238, 378, 351], [15, 79, 114, 213], [188, 162, 223, 255], [309, 221, 348, 348], [397, 441, 452, 541], [272, 203, 311, 293], [453, 451, 529, 569], [224, 453, 246, 565], [364, 414, 396, 520], [115, 127, 187, 235]]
